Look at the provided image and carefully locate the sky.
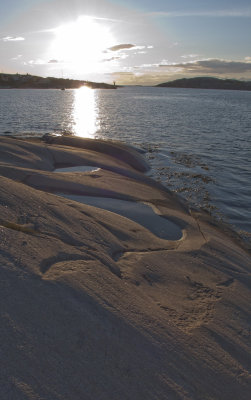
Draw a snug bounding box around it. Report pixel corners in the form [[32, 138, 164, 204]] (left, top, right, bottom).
[[1, 0, 251, 85]]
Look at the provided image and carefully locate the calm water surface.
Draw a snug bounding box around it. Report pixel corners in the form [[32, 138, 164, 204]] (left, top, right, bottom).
[[0, 87, 250, 241]]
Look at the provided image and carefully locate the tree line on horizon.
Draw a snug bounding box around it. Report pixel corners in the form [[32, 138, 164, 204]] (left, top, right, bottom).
[[0, 73, 116, 89]]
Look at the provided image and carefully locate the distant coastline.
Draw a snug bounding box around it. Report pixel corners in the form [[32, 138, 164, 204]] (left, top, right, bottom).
[[0, 73, 117, 89], [156, 77, 251, 91]]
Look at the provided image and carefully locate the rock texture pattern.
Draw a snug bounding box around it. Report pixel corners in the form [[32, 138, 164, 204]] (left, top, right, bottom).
[[0, 136, 250, 399]]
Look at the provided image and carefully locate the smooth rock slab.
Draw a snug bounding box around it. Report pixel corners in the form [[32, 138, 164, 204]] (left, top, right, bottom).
[[58, 194, 183, 240]]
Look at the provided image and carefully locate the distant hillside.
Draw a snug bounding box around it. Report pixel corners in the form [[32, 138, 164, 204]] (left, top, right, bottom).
[[0, 73, 117, 89], [156, 77, 251, 91]]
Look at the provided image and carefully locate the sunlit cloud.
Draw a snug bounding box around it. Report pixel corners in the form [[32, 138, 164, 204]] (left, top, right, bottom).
[[135, 63, 159, 68], [2, 36, 25, 42], [107, 56, 251, 86], [104, 53, 130, 63], [107, 44, 151, 53], [104, 56, 121, 62], [24, 59, 47, 66], [108, 44, 135, 52], [103, 43, 152, 65], [159, 59, 172, 65], [11, 54, 23, 60], [109, 71, 135, 78], [147, 9, 251, 18], [133, 46, 147, 51], [24, 58, 65, 66], [159, 58, 251, 74], [108, 71, 165, 85], [181, 54, 199, 59], [91, 16, 122, 23]]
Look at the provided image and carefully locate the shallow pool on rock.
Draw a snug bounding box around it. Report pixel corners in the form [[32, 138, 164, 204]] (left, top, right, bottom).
[[54, 166, 100, 173], [58, 194, 183, 241]]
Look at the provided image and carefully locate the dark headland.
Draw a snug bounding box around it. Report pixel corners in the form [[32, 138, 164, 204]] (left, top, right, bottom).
[[0, 135, 251, 399], [0, 73, 117, 89], [156, 77, 251, 91]]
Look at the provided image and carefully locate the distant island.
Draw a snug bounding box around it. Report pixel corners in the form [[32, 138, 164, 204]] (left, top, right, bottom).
[[0, 73, 117, 89], [156, 77, 251, 91]]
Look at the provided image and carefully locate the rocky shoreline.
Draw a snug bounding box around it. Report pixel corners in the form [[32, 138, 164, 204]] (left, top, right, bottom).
[[0, 136, 250, 399]]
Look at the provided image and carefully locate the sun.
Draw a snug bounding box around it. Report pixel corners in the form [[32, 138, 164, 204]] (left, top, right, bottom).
[[49, 16, 115, 74]]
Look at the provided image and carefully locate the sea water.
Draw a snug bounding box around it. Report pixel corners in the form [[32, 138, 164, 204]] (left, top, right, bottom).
[[0, 86, 250, 242]]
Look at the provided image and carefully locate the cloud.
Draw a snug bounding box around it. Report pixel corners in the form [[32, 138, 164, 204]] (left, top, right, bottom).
[[108, 71, 136, 81], [92, 16, 122, 23], [106, 44, 153, 57], [108, 44, 135, 52], [104, 53, 130, 62], [159, 59, 251, 74], [148, 9, 251, 18], [181, 54, 199, 59], [107, 57, 251, 85], [27, 58, 63, 65], [135, 63, 159, 69], [2, 36, 25, 42], [133, 45, 146, 51], [11, 54, 23, 60], [104, 56, 121, 62], [24, 59, 47, 66], [104, 44, 151, 62], [109, 72, 134, 77], [107, 71, 172, 86], [159, 59, 172, 66]]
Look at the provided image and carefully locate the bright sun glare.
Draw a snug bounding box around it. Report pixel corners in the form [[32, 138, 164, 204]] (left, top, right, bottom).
[[72, 86, 99, 138], [50, 16, 115, 74]]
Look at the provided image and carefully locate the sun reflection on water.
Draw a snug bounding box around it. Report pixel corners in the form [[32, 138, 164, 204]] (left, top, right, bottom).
[[72, 86, 99, 138]]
